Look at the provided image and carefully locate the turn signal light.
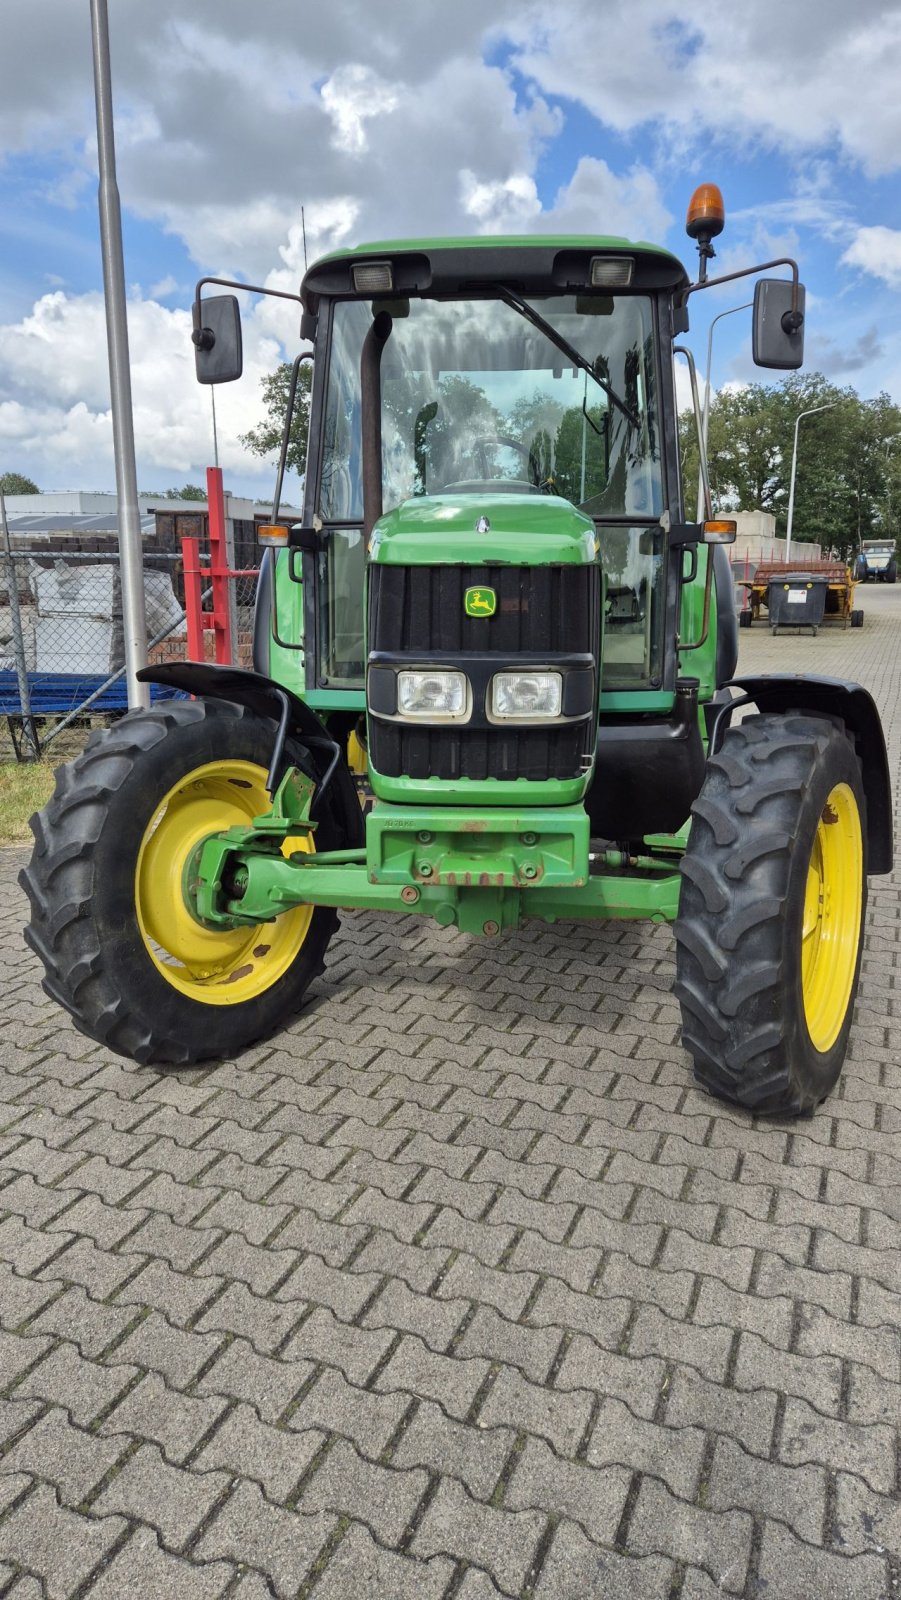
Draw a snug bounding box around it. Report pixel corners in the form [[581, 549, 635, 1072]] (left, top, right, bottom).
[[703, 519, 736, 545], [258, 524, 289, 547], [686, 183, 726, 241]]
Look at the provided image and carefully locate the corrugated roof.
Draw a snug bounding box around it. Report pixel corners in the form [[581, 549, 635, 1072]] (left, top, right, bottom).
[[6, 514, 156, 534]]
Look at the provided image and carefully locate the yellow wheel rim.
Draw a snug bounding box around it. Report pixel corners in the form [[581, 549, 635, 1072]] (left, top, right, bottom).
[[135, 759, 314, 1006], [801, 781, 863, 1053]]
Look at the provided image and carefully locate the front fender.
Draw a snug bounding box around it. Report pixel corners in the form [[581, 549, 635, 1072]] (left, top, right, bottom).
[[721, 673, 892, 874], [137, 662, 364, 850]]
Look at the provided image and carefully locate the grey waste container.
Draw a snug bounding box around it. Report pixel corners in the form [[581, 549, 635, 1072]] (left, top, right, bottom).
[[767, 574, 828, 635]]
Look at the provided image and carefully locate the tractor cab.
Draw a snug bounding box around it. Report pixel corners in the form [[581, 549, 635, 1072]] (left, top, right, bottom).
[[260, 238, 686, 712]]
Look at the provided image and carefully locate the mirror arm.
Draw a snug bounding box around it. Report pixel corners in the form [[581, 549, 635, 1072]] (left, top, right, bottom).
[[680, 257, 803, 333], [193, 275, 304, 317], [191, 276, 306, 349], [673, 346, 712, 521], [272, 353, 313, 526], [266, 348, 313, 660]]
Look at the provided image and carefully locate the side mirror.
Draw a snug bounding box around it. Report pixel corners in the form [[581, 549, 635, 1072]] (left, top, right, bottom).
[[753, 279, 805, 370], [193, 294, 243, 384]]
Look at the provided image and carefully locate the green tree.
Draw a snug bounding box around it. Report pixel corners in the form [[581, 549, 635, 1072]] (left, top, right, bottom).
[[382, 373, 502, 495], [507, 388, 608, 501], [679, 374, 901, 559], [164, 484, 207, 501], [0, 472, 39, 494], [548, 404, 608, 502], [240, 362, 312, 474]]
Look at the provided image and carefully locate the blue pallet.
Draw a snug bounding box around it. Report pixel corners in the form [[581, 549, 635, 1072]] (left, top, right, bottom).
[[0, 671, 185, 718]]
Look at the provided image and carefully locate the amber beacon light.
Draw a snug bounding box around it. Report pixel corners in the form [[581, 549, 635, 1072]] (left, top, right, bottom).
[[686, 183, 725, 239], [686, 183, 726, 281]]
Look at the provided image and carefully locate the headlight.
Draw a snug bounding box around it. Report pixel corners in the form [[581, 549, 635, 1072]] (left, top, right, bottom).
[[397, 669, 469, 720], [490, 671, 563, 721]]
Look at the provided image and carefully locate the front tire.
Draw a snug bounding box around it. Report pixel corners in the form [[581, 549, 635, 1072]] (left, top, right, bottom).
[[674, 714, 867, 1115], [21, 700, 343, 1065]]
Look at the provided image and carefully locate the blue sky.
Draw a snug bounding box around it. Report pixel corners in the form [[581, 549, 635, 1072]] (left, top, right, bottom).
[[1, 0, 900, 499]]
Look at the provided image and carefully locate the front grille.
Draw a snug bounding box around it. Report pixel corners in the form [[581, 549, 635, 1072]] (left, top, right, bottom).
[[368, 564, 600, 783], [369, 564, 597, 655]]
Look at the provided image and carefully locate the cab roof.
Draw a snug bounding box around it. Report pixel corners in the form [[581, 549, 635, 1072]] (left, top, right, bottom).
[[301, 234, 689, 310]]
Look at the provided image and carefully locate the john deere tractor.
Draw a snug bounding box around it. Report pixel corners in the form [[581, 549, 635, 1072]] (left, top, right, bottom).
[[22, 185, 892, 1115]]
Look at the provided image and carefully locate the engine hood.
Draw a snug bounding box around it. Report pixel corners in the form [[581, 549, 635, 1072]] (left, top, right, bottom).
[[368, 492, 598, 567]]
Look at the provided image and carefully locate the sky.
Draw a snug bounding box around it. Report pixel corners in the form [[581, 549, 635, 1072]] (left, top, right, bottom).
[[1, 0, 900, 501]]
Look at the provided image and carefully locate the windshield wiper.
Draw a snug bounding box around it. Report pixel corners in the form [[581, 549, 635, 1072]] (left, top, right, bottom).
[[494, 285, 641, 431]]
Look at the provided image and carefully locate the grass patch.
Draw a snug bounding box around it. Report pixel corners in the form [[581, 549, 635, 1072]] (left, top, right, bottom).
[[0, 761, 55, 844]]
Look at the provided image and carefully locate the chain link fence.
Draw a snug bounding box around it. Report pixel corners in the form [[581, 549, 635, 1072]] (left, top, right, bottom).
[[0, 545, 259, 760]]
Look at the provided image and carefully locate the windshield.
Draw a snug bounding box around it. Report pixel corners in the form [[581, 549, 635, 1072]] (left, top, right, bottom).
[[314, 292, 666, 690], [319, 294, 663, 520]]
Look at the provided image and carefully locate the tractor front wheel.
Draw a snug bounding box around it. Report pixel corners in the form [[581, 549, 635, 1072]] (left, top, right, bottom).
[[21, 699, 342, 1066], [674, 714, 867, 1115]]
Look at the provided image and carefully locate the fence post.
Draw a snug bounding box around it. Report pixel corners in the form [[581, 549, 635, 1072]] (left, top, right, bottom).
[[182, 537, 205, 662], [206, 466, 233, 665], [0, 492, 40, 761]]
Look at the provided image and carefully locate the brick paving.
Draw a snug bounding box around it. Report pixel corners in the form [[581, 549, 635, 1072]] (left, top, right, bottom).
[[1, 586, 900, 1599]]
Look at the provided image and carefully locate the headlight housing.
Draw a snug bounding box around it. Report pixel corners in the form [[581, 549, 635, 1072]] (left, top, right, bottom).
[[490, 670, 563, 721], [396, 669, 469, 720]]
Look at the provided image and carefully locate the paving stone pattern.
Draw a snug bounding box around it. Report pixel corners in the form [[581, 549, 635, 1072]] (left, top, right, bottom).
[[1, 587, 900, 1598]]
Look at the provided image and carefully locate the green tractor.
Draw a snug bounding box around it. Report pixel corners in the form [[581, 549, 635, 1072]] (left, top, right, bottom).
[[22, 185, 892, 1115]]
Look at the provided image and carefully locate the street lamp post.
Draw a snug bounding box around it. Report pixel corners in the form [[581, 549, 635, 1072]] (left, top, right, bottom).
[[785, 402, 839, 561], [695, 301, 753, 520]]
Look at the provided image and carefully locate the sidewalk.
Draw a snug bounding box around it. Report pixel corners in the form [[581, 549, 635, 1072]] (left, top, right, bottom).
[[0, 587, 899, 1599]]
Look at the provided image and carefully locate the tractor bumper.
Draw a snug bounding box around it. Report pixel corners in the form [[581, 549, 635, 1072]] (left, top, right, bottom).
[[365, 802, 590, 889]]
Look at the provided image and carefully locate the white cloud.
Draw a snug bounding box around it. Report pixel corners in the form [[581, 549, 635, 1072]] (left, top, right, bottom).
[[460, 172, 541, 233], [805, 325, 885, 374], [508, 0, 901, 177], [149, 274, 179, 299], [841, 227, 901, 291], [0, 5, 559, 281], [320, 64, 400, 155], [545, 158, 673, 242], [0, 289, 284, 487]]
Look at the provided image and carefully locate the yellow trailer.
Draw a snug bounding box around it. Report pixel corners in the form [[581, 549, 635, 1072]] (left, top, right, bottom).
[[740, 558, 863, 631]]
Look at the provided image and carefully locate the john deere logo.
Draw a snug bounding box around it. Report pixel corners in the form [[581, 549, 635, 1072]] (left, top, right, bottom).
[[464, 587, 496, 618]]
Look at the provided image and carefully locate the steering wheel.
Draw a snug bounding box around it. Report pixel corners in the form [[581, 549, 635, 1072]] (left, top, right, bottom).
[[475, 434, 542, 485], [436, 434, 547, 494]]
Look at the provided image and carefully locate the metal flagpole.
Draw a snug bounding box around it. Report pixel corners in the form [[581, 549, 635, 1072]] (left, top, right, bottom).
[[89, 0, 149, 709]]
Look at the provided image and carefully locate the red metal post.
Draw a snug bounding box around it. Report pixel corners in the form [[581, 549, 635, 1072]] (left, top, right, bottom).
[[206, 465, 234, 665], [182, 536, 204, 662]]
